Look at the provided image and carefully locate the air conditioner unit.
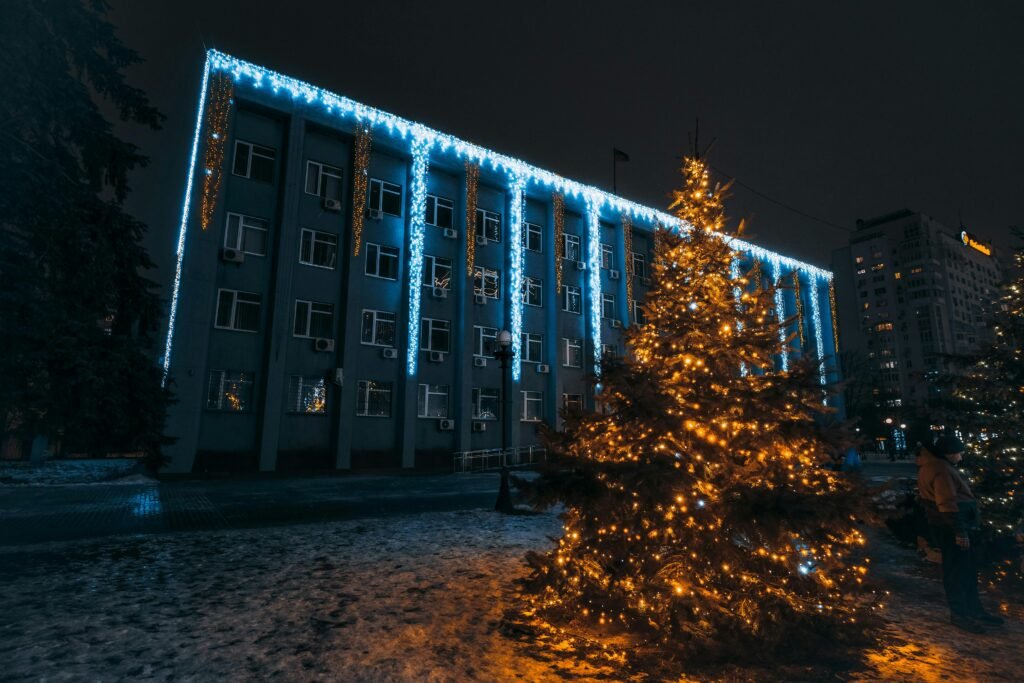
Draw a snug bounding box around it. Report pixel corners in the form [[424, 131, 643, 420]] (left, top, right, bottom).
[[537, 364, 550, 374], [611, 319, 622, 329], [575, 261, 586, 271], [221, 247, 245, 263], [609, 269, 620, 280], [381, 348, 398, 359], [429, 350, 445, 363], [473, 356, 487, 368], [432, 287, 448, 299], [323, 197, 342, 212], [472, 421, 487, 432], [474, 294, 487, 305], [475, 235, 487, 246], [439, 419, 454, 431], [368, 208, 383, 220], [314, 337, 335, 352], [443, 228, 458, 240], [641, 276, 652, 286]]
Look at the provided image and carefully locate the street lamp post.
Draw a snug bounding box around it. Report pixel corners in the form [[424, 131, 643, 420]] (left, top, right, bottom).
[[493, 330, 514, 514]]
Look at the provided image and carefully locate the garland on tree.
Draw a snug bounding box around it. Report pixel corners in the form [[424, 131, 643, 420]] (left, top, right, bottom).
[[518, 156, 880, 665]]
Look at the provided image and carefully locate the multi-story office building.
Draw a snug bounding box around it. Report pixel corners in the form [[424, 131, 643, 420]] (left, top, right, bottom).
[[832, 210, 1002, 437], [162, 51, 840, 474]]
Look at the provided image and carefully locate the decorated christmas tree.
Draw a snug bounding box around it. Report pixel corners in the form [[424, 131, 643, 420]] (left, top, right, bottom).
[[520, 156, 879, 662], [940, 230, 1024, 585]]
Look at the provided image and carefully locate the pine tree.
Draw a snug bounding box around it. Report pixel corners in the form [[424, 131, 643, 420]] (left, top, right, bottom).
[[940, 230, 1024, 585], [521, 157, 878, 663], [0, 0, 169, 465]]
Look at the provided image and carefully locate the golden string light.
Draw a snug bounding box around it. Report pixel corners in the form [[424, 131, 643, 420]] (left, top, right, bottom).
[[351, 127, 372, 256], [793, 270, 805, 347], [199, 73, 233, 230], [828, 279, 839, 353], [553, 192, 565, 290], [623, 214, 634, 311], [749, 260, 762, 291], [465, 162, 480, 276]]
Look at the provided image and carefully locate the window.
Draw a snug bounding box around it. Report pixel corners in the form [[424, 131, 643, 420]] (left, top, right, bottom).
[[474, 326, 497, 357], [521, 391, 543, 422], [472, 387, 499, 420], [563, 234, 581, 262], [601, 343, 618, 358], [473, 266, 500, 299], [287, 375, 327, 414], [365, 243, 400, 280], [361, 309, 396, 347], [224, 213, 268, 256], [417, 384, 449, 418], [562, 338, 582, 368], [215, 289, 261, 332], [299, 229, 338, 269], [602, 292, 616, 319], [855, 256, 864, 264], [562, 285, 581, 314], [521, 333, 543, 363], [522, 277, 542, 307], [601, 243, 613, 269], [422, 254, 452, 290], [304, 161, 342, 201], [420, 318, 451, 353], [476, 208, 501, 242], [293, 300, 334, 338], [232, 140, 275, 182], [631, 252, 646, 278], [523, 222, 542, 252], [356, 380, 392, 417], [369, 178, 403, 216], [562, 393, 583, 414], [206, 370, 254, 412], [875, 322, 894, 332], [631, 299, 646, 325], [425, 194, 454, 229]]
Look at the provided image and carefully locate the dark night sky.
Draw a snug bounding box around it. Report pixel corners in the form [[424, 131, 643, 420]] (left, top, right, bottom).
[[108, 0, 1024, 296]]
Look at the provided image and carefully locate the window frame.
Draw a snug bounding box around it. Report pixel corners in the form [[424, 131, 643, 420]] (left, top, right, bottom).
[[417, 383, 450, 419], [214, 289, 261, 333], [360, 309, 397, 347], [205, 370, 255, 412], [631, 251, 647, 278], [562, 284, 581, 314], [601, 243, 613, 270], [563, 234, 581, 262], [602, 292, 616, 320], [521, 390, 543, 422], [522, 221, 542, 252], [475, 208, 502, 242], [521, 333, 543, 364], [422, 254, 453, 290], [232, 140, 276, 182], [474, 326, 497, 358], [304, 160, 343, 201], [356, 379, 393, 418], [293, 299, 335, 339], [368, 178, 403, 217], [364, 242, 400, 280], [562, 337, 582, 368], [472, 387, 500, 420], [521, 276, 543, 307], [473, 266, 500, 299], [562, 393, 584, 414], [420, 318, 451, 353], [287, 375, 328, 414], [425, 194, 454, 229], [299, 228, 339, 270], [224, 212, 268, 256]]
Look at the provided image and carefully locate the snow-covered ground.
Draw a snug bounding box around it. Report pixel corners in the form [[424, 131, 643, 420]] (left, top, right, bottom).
[[0, 459, 151, 486], [0, 509, 1021, 682]]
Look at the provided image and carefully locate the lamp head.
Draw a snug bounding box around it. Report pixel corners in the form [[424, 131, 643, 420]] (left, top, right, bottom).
[[497, 330, 512, 348]]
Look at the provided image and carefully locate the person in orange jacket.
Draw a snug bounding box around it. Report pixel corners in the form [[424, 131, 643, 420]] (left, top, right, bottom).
[[917, 434, 1005, 633]]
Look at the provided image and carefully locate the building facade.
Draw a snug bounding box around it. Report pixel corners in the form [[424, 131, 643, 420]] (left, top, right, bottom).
[[831, 210, 1002, 447], [162, 51, 840, 474]]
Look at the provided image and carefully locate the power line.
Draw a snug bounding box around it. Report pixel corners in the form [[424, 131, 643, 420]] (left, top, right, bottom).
[[707, 163, 855, 234]]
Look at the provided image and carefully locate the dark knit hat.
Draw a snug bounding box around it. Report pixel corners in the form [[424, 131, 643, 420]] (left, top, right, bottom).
[[932, 435, 966, 457]]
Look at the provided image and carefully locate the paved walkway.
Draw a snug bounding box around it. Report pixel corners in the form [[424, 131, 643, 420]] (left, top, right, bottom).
[[0, 472, 508, 546]]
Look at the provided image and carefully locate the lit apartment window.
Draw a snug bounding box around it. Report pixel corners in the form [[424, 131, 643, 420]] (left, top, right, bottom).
[[521, 391, 543, 422], [601, 243, 613, 269], [476, 208, 501, 242], [473, 266, 500, 299], [472, 388, 499, 420], [293, 300, 334, 338], [425, 194, 454, 229], [562, 338, 582, 368], [417, 384, 449, 418], [224, 213, 268, 256], [361, 309, 396, 347], [215, 289, 261, 332], [562, 285, 581, 314], [369, 178, 403, 216], [420, 318, 451, 353], [304, 160, 343, 201], [521, 333, 543, 363], [356, 380, 392, 417], [522, 222, 542, 252], [422, 254, 452, 290], [365, 243, 400, 280], [299, 229, 338, 269], [602, 292, 616, 319], [522, 277, 542, 307], [563, 234, 581, 262], [287, 376, 327, 414], [206, 370, 254, 412], [232, 140, 275, 182], [474, 326, 497, 357]]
